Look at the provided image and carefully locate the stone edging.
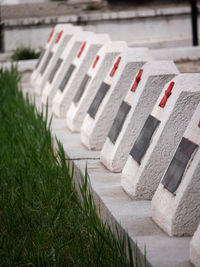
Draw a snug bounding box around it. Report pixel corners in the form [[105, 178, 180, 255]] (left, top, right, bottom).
[[3, 6, 191, 27]]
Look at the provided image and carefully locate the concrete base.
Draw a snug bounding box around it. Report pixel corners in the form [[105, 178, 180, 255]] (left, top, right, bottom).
[[190, 224, 200, 267], [21, 78, 192, 267]]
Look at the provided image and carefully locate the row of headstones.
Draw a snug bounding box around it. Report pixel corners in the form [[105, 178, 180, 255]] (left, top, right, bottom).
[[31, 24, 200, 266]]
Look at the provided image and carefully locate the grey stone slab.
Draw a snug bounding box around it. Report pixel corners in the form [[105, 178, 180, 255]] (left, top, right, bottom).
[[52, 127, 100, 160], [129, 115, 160, 165], [108, 100, 131, 144], [87, 82, 110, 119], [161, 137, 198, 193], [40, 51, 53, 75], [59, 63, 76, 92]]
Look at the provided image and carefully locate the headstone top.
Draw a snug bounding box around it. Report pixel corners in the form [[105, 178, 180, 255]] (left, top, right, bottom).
[[124, 60, 179, 106], [59, 31, 93, 60], [51, 25, 82, 53], [151, 73, 200, 120], [87, 41, 127, 77], [103, 47, 151, 86]]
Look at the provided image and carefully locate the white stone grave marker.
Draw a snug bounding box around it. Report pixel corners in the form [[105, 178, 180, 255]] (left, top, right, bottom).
[[52, 34, 110, 118], [66, 41, 127, 133], [34, 24, 82, 95], [31, 24, 71, 86], [100, 61, 179, 172], [41, 31, 94, 106], [151, 104, 200, 236], [80, 48, 152, 150], [121, 74, 200, 200]]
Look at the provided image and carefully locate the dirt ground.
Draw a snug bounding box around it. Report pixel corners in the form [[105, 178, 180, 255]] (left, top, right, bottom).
[[175, 59, 200, 73]]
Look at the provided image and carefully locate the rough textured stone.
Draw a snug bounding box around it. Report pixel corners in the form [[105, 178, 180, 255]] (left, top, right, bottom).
[[41, 31, 92, 106], [81, 48, 151, 150], [152, 104, 200, 236], [34, 24, 77, 95], [66, 41, 127, 132], [121, 74, 200, 201], [100, 60, 178, 172], [52, 34, 110, 118], [30, 24, 62, 85]]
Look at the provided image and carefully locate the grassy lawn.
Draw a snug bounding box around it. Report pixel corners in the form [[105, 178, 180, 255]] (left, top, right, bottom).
[[0, 67, 145, 267], [12, 48, 40, 61]]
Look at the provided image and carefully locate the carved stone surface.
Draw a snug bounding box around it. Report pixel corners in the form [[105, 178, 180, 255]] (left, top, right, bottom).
[[130, 115, 160, 164], [73, 74, 91, 104], [48, 58, 63, 84], [40, 51, 53, 75], [35, 48, 46, 69], [87, 82, 110, 119], [108, 101, 131, 144], [161, 137, 198, 193], [59, 64, 75, 92]]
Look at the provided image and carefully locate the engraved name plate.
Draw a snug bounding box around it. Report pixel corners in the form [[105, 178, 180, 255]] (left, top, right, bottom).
[[161, 137, 198, 193], [40, 51, 53, 75], [130, 115, 160, 164], [48, 58, 63, 84], [35, 49, 46, 69], [108, 101, 131, 144], [73, 74, 91, 104], [87, 82, 110, 119], [59, 64, 75, 92]]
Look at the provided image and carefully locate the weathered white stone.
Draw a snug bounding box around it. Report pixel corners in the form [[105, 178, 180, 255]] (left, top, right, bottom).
[[30, 24, 69, 86], [34, 24, 81, 95], [151, 104, 200, 236], [66, 41, 127, 133], [121, 74, 200, 200], [190, 224, 200, 266], [41, 31, 93, 106], [100, 61, 179, 172], [80, 47, 152, 150], [52, 33, 110, 118]]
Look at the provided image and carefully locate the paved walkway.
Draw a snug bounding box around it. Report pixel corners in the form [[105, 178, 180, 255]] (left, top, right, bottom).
[[1, 0, 190, 20]]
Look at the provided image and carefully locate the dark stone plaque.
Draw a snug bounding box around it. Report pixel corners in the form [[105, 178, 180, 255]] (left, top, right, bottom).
[[40, 51, 53, 75], [108, 101, 131, 144], [59, 64, 75, 92], [161, 137, 198, 193], [48, 58, 63, 84], [130, 115, 160, 164], [73, 74, 91, 104], [87, 82, 110, 119], [35, 49, 46, 69]]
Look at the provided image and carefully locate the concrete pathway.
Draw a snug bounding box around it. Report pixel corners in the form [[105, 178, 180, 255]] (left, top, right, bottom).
[[0, 1, 192, 20]]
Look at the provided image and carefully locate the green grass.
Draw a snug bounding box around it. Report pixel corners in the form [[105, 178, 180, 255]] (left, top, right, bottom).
[[12, 47, 40, 61], [84, 4, 99, 11], [0, 67, 146, 267]]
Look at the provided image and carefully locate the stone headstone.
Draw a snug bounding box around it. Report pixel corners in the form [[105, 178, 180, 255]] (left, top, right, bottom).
[[41, 31, 93, 106], [34, 24, 81, 95], [31, 24, 68, 85], [100, 61, 178, 172], [80, 47, 152, 150], [151, 103, 200, 236], [66, 41, 127, 133], [52, 33, 110, 118], [121, 74, 200, 200]]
